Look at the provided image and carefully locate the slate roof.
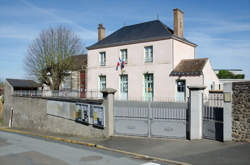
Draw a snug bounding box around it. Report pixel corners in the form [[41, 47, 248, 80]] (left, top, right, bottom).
[[6, 79, 41, 88], [87, 20, 196, 50], [170, 58, 208, 76], [71, 54, 87, 71]]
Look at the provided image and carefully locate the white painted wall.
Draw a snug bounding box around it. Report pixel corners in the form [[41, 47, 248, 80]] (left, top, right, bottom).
[[202, 60, 220, 94], [173, 39, 195, 67], [173, 76, 203, 100], [87, 39, 196, 101]]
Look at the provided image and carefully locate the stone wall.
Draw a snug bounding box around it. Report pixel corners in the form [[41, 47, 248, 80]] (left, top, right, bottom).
[[3, 96, 106, 138], [232, 81, 250, 141]]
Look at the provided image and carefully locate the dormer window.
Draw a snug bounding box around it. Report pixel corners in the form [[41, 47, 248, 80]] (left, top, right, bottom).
[[100, 52, 106, 66], [144, 46, 153, 62]]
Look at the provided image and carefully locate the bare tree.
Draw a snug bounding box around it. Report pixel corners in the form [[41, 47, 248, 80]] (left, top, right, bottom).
[[0, 79, 4, 89], [24, 26, 83, 90]]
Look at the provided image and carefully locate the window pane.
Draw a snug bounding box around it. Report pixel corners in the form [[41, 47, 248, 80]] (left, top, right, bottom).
[[144, 74, 153, 93], [144, 46, 153, 62], [144, 73, 153, 101], [120, 75, 128, 92], [120, 49, 127, 64], [100, 52, 106, 66], [177, 81, 185, 92], [99, 76, 106, 90]]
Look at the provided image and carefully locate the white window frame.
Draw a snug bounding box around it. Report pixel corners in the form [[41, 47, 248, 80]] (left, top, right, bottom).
[[99, 52, 106, 66], [144, 46, 153, 63], [120, 49, 128, 64], [120, 74, 128, 100], [99, 75, 106, 91], [144, 73, 154, 101]]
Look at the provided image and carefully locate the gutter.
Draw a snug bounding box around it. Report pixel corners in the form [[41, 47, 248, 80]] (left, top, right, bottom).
[[87, 36, 197, 50]]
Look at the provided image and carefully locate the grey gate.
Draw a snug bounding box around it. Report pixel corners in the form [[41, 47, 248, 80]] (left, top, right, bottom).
[[114, 100, 188, 138], [202, 93, 224, 141]]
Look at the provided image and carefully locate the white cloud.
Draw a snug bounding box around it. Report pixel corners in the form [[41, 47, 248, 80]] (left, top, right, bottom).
[[186, 16, 250, 34], [184, 14, 250, 79], [0, 25, 39, 40], [186, 31, 250, 79]]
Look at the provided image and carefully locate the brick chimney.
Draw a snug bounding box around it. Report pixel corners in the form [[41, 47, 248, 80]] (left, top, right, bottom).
[[98, 24, 105, 41], [173, 8, 184, 38]]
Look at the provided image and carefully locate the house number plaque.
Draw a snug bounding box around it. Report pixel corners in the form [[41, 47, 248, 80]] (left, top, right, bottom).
[[224, 92, 231, 102]]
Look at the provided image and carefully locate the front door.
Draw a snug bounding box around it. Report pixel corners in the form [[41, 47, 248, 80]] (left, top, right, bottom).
[[120, 75, 128, 100], [176, 80, 186, 102], [80, 71, 86, 98], [144, 74, 154, 101]]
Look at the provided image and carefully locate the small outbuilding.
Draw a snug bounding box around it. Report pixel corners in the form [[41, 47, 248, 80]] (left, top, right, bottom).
[[6, 78, 41, 96]]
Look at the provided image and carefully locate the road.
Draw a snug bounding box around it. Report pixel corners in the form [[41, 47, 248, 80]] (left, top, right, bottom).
[[0, 131, 162, 165]]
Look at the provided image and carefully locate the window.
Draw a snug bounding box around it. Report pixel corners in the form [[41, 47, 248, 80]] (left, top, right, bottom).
[[177, 81, 185, 92], [176, 80, 186, 102], [99, 76, 106, 91], [144, 46, 153, 62], [120, 75, 128, 100], [62, 73, 71, 89], [120, 49, 128, 64], [144, 73, 154, 101], [100, 52, 106, 66]]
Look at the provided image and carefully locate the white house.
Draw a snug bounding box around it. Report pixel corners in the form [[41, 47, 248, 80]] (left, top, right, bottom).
[[86, 8, 219, 101]]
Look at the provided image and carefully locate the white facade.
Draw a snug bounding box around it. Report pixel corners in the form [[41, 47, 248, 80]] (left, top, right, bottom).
[[87, 37, 220, 101]]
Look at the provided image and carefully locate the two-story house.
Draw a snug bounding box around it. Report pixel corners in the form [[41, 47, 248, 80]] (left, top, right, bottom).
[[87, 8, 219, 101]]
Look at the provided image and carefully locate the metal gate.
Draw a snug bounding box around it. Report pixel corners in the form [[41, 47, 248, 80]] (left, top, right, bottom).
[[114, 100, 188, 138], [203, 93, 224, 141]]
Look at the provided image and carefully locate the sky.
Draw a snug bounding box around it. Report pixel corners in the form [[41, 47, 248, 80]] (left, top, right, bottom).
[[0, 0, 250, 80]]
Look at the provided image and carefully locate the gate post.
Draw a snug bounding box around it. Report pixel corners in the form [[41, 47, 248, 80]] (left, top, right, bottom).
[[101, 88, 117, 137], [223, 83, 232, 141], [188, 86, 206, 140]]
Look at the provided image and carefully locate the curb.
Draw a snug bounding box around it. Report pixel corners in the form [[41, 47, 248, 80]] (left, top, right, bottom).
[[0, 127, 191, 165]]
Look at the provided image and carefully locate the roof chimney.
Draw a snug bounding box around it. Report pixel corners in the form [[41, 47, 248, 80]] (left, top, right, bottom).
[[98, 24, 105, 41], [173, 8, 184, 38]]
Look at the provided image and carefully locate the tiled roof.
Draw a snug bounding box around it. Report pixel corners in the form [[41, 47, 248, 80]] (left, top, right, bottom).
[[170, 58, 208, 76], [87, 20, 196, 50], [6, 79, 41, 88]]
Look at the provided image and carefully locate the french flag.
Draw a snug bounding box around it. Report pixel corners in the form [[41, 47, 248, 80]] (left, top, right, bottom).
[[121, 58, 125, 70], [116, 58, 121, 70]]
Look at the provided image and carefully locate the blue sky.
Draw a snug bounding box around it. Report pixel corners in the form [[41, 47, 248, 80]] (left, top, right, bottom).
[[0, 0, 250, 80]]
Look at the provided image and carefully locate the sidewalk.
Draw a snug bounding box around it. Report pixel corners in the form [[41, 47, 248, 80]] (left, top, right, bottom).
[[0, 127, 249, 165]]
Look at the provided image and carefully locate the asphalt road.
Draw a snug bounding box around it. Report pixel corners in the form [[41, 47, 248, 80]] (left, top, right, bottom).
[[96, 136, 250, 165], [0, 131, 161, 165]]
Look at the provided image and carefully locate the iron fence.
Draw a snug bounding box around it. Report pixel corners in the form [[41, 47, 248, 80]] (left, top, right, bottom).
[[204, 93, 224, 107], [115, 96, 187, 103], [13, 89, 103, 99]]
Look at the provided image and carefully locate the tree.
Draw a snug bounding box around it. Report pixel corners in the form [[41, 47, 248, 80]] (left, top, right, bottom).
[[217, 70, 245, 79], [0, 79, 4, 88], [24, 26, 83, 90]]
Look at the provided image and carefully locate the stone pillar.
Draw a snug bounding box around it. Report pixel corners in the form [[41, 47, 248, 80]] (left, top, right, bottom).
[[101, 88, 117, 137], [223, 83, 232, 141], [188, 86, 206, 140]]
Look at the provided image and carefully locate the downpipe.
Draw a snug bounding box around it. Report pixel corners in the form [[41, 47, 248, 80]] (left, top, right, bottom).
[[8, 107, 13, 128]]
